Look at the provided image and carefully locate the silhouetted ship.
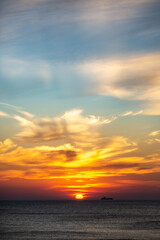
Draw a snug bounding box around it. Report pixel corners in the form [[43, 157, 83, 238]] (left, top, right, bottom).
[[101, 197, 113, 201]]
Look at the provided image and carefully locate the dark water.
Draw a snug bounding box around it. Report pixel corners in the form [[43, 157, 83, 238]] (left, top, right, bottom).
[[0, 200, 160, 240]]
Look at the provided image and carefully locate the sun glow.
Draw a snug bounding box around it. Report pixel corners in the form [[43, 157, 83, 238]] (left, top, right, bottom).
[[75, 194, 84, 199]]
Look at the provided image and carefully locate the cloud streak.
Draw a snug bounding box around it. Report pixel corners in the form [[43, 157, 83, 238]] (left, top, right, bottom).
[[1, 52, 160, 114], [0, 105, 159, 199], [0, 135, 159, 200], [7, 107, 140, 150], [80, 53, 160, 100]]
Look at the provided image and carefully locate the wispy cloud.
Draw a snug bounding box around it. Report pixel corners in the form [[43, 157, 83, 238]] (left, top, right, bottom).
[[0, 102, 145, 146], [0, 104, 159, 198], [147, 130, 160, 144], [0, 135, 159, 200], [1, 0, 158, 43], [120, 110, 143, 117], [0, 111, 9, 117], [0, 102, 21, 110], [0, 136, 139, 181], [0, 139, 17, 153], [149, 130, 160, 137], [4, 107, 140, 149], [80, 53, 160, 100], [80, 52, 160, 115], [0, 102, 34, 119], [14, 109, 113, 146], [1, 51, 160, 114], [0, 105, 142, 185]]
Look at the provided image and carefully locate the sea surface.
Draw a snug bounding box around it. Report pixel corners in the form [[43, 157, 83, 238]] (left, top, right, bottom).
[[0, 200, 160, 240]]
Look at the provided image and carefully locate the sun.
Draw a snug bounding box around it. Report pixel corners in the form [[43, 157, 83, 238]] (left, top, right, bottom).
[[75, 194, 84, 199]]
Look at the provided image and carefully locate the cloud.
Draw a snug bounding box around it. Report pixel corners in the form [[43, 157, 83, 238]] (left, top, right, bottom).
[[12, 108, 141, 154], [1, 0, 159, 66], [18, 110, 34, 118], [1, 52, 160, 115], [0, 102, 34, 119], [79, 52, 160, 114], [0, 107, 140, 183], [0, 105, 159, 193], [0, 105, 159, 198], [143, 101, 160, 115], [80, 53, 160, 100], [0, 102, 145, 150], [147, 130, 160, 144], [120, 110, 143, 117], [0, 136, 139, 181], [0, 139, 17, 153], [149, 130, 160, 137], [1, 0, 157, 39], [0, 102, 21, 110], [0, 111, 9, 117], [13, 109, 114, 146], [0, 140, 79, 177], [0, 135, 159, 200]]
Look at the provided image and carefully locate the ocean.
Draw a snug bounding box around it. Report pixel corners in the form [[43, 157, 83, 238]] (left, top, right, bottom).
[[0, 200, 160, 240]]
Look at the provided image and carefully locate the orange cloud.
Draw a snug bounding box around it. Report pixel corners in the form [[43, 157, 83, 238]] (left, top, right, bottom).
[[0, 139, 17, 153], [0, 108, 160, 199], [0, 132, 159, 199], [13, 109, 114, 146]]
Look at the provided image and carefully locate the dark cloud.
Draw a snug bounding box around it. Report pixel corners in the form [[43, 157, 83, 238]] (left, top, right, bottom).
[[58, 150, 77, 161]]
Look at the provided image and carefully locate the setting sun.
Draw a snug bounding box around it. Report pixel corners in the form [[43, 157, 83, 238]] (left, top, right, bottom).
[[75, 194, 84, 200]]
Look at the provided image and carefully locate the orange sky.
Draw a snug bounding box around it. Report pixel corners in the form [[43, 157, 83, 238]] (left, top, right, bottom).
[[0, 108, 160, 200]]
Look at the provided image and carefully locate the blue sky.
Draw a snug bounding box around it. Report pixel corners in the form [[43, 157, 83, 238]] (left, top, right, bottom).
[[1, 0, 160, 114], [1, 0, 160, 107]]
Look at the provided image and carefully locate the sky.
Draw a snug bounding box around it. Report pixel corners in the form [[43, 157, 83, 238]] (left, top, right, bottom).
[[0, 0, 160, 200]]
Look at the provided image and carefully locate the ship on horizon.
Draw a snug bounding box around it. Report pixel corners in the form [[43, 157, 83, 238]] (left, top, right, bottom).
[[101, 197, 113, 201]]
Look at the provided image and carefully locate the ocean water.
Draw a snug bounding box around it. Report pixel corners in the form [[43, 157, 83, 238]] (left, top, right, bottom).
[[0, 200, 160, 240]]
